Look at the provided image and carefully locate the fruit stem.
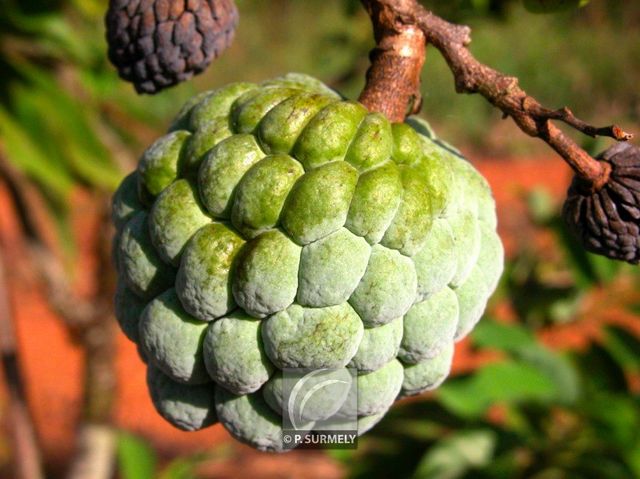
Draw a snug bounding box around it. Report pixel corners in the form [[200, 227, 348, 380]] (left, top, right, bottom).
[[359, 0, 426, 123]]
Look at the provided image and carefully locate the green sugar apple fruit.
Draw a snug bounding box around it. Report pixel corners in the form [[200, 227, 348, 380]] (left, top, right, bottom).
[[112, 73, 504, 452]]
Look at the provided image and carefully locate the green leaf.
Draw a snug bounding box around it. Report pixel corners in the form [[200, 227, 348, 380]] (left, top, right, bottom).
[[585, 249, 622, 285], [583, 394, 640, 447], [117, 432, 157, 479], [64, 139, 123, 191], [516, 345, 581, 404], [157, 444, 234, 479], [437, 361, 558, 418], [602, 326, 640, 371], [523, 0, 590, 14], [577, 343, 629, 392], [5, 59, 123, 190], [527, 188, 556, 224], [0, 106, 72, 201], [384, 418, 444, 441], [413, 430, 497, 479], [158, 458, 198, 479], [627, 445, 640, 478], [471, 320, 536, 353], [470, 0, 491, 13], [11, 86, 70, 175], [4, 7, 93, 62], [550, 217, 601, 288], [18, 62, 113, 162], [473, 321, 581, 405]]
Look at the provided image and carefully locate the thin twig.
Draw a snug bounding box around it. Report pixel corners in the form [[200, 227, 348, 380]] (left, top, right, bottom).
[[525, 104, 634, 141], [0, 153, 99, 331], [358, 0, 634, 189]]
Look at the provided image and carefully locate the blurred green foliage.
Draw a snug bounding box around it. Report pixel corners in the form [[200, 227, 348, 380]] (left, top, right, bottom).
[[117, 431, 233, 479], [0, 0, 172, 251]]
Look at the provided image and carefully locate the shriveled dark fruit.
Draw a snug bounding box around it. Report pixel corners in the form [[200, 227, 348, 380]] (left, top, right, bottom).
[[105, 0, 238, 94], [563, 142, 640, 264]]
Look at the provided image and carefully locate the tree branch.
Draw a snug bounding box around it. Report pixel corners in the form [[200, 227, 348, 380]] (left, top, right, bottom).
[[0, 244, 45, 479], [0, 152, 117, 479], [358, 0, 634, 189]]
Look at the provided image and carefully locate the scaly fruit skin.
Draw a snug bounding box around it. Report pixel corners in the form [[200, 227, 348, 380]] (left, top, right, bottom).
[[112, 73, 504, 452]]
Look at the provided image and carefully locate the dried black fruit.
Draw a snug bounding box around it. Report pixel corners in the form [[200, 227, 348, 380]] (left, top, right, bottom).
[[106, 0, 238, 94], [563, 142, 640, 264]]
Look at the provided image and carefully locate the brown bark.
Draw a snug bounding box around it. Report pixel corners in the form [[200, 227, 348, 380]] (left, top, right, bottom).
[[359, 0, 426, 122]]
